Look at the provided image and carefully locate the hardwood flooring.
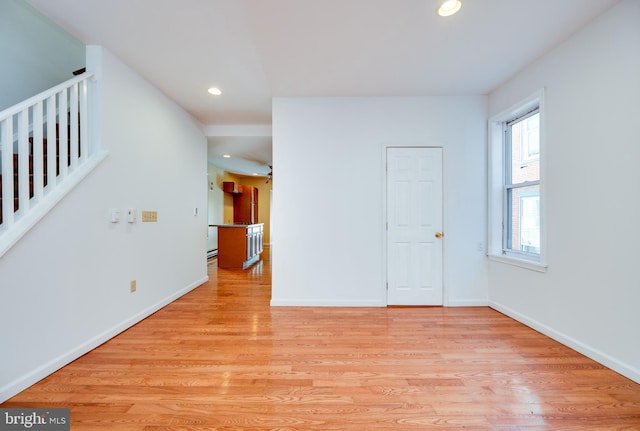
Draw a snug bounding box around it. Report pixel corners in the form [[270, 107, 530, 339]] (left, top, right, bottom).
[[3, 248, 640, 430]]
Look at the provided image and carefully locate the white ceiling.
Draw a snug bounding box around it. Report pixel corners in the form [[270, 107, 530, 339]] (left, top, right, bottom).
[[26, 0, 619, 174], [207, 135, 272, 176]]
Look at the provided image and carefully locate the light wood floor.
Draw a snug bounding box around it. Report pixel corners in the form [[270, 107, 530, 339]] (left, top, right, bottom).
[[3, 248, 640, 430]]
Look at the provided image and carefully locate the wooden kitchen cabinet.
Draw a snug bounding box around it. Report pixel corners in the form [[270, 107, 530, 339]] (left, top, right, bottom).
[[216, 223, 264, 269], [222, 181, 240, 193], [233, 185, 258, 224]]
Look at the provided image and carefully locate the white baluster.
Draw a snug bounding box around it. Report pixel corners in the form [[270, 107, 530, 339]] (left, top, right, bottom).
[[17, 109, 30, 214], [1, 118, 15, 227], [58, 89, 68, 180], [69, 83, 79, 170], [46, 95, 57, 189], [80, 79, 88, 163], [32, 100, 44, 202]]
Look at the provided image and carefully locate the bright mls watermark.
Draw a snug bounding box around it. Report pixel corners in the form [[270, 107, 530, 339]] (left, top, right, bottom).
[[0, 409, 69, 430]]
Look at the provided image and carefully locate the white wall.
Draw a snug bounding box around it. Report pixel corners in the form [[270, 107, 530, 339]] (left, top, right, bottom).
[[487, 0, 640, 383], [0, 0, 85, 111], [0, 47, 208, 402], [207, 163, 225, 251], [272, 97, 488, 306]]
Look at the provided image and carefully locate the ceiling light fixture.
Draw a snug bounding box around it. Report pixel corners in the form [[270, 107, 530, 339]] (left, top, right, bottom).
[[223, 154, 231, 158], [266, 165, 273, 184], [437, 0, 461, 17], [207, 87, 222, 96]]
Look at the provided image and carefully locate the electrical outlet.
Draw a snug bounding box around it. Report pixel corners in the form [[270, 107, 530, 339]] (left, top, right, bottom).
[[130, 280, 137, 293]]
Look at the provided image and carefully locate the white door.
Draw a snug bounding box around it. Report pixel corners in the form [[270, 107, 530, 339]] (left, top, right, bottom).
[[387, 147, 443, 305]]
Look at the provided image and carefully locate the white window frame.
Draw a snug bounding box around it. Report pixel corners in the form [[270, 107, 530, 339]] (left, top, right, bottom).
[[504, 109, 540, 258], [520, 115, 540, 164], [488, 89, 547, 272]]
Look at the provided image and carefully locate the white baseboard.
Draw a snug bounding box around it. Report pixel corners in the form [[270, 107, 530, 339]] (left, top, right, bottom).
[[446, 299, 489, 306], [270, 298, 386, 307], [0, 276, 208, 403], [489, 300, 640, 384], [270, 298, 489, 307]]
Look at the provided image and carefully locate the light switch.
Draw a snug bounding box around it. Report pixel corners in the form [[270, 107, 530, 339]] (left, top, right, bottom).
[[127, 209, 137, 223], [110, 208, 121, 223]]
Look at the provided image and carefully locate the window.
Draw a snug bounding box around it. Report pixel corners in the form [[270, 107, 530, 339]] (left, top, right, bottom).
[[488, 90, 546, 271], [505, 110, 540, 257]]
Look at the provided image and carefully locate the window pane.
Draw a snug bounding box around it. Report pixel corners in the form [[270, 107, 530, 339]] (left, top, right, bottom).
[[509, 112, 540, 185], [507, 185, 540, 254]]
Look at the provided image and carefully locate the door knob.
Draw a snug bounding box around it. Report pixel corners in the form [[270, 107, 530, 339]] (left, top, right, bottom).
[[435, 232, 443, 238]]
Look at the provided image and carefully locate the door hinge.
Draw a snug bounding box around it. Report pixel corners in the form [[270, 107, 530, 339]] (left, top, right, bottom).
[[386, 222, 388, 231], [386, 282, 389, 290]]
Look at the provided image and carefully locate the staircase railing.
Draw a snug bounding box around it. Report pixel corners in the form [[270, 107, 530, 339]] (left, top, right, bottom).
[[0, 72, 104, 257]]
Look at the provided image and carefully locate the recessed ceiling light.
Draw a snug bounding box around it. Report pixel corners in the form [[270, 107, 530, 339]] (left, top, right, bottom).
[[223, 154, 231, 158], [207, 87, 222, 96], [437, 0, 461, 17]]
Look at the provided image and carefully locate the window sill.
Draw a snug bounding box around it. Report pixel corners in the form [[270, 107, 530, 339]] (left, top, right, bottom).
[[488, 253, 547, 273]]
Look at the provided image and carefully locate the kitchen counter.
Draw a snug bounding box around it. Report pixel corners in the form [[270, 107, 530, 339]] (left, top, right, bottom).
[[210, 224, 263, 269]]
